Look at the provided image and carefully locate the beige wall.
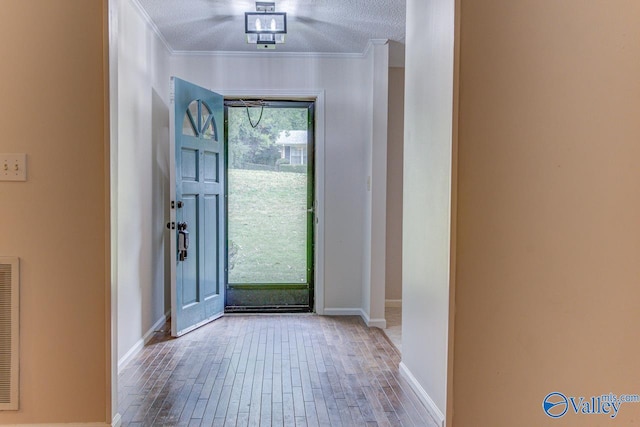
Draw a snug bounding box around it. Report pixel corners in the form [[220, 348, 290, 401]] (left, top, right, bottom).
[[385, 67, 404, 301], [0, 1, 109, 424], [453, 1, 640, 425]]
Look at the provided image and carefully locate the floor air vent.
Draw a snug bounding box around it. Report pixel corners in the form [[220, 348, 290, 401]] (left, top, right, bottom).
[[0, 257, 18, 410]]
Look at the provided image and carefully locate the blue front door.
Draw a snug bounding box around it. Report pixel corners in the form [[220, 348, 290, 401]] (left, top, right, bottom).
[[170, 77, 225, 336]]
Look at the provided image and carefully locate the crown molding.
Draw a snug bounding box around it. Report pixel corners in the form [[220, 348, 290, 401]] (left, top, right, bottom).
[[129, 0, 173, 54], [171, 49, 367, 59], [363, 38, 390, 57]]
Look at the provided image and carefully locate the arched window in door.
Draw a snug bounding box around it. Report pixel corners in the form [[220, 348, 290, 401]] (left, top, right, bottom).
[[182, 100, 218, 141]]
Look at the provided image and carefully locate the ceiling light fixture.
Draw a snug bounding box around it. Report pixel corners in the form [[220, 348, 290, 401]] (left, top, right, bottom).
[[245, 2, 286, 50]]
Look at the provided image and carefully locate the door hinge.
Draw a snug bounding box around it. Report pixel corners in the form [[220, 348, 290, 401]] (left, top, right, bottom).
[[166, 221, 176, 230]]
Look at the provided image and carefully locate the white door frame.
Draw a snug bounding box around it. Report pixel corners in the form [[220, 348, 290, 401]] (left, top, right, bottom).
[[107, 0, 120, 425]]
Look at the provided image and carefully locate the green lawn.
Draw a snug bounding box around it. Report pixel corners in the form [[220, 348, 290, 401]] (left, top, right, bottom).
[[227, 168, 308, 284]]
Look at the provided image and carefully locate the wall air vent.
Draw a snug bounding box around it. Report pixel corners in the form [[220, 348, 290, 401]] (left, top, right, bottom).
[[0, 257, 19, 410]]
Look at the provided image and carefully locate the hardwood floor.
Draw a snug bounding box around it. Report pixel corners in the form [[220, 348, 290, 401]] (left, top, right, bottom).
[[118, 314, 437, 427], [382, 307, 402, 352]]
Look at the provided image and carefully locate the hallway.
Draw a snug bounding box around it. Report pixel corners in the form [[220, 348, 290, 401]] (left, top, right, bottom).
[[118, 315, 436, 426]]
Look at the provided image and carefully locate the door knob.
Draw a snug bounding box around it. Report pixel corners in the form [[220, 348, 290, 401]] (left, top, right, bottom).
[[177, 222, 189, 261]]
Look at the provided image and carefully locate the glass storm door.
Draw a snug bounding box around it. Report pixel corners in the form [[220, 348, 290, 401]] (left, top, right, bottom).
[[169, 77, 225, 336], [225, 100, 315, 312]]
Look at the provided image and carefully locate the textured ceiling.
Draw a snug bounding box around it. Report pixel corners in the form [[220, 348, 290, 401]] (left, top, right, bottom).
[[135, 0, 406, 54]]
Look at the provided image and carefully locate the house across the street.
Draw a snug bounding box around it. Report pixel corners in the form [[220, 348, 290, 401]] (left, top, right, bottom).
[[276, 130, 307, 165]]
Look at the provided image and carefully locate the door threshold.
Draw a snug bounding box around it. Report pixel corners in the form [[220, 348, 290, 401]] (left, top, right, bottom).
[[225, 305, 313, 314], [224, 312, 316, 317]]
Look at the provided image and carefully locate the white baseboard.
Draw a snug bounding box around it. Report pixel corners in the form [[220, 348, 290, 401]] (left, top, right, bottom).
[[360, 310, 387, 329], [323, 308, 369, 327], [323, 308, 386, 328], [399, 362, 445, 427], [118, 311, 169, 372], [367, 317, 387, 328], [323, 308, 364, 316], [385, 299, 402, 308]]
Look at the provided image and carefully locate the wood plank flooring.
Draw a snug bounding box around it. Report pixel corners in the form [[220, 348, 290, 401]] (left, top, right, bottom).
[[118, 314, 437, 427]]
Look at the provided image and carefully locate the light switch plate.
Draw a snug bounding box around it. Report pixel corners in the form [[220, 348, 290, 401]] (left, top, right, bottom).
[[0, 153, 27, 181]]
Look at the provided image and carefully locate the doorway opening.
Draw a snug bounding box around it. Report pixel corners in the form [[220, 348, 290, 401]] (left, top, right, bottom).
[[224, 100, 315, 312]]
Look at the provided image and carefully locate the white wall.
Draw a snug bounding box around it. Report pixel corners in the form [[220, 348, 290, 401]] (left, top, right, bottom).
[[361, 49, 374, 322], [401, 0, 456, 423], [362, 42, 389, 327], [170, 53, 374, 312], [117, 0, 171, 364]]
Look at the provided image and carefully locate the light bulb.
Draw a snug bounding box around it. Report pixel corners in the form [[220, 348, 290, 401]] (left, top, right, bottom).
[[255, 17, 262, 31], [270, 18, 276, 31]]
